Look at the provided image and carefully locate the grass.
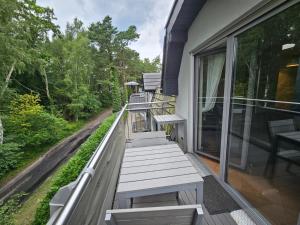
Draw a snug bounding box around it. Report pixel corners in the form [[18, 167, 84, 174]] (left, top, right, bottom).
[[12, 170, 59, 225], [0, 120, 85, 187]]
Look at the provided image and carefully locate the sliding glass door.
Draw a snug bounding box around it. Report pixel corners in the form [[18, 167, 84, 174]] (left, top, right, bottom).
[[226, 3, 300, 225], [196, 50, 226, 174]]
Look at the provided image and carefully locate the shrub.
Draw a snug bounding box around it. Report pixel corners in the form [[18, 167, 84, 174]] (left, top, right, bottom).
[[32, 114, 116, 225], [0, 193, 27, 225], [0, 143, 22, 179], [5, 94, 72, 148]]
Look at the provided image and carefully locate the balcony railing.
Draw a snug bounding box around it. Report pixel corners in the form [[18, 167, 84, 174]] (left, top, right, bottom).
[[48, 105, 127, 225], [47, 101, 176, 225]]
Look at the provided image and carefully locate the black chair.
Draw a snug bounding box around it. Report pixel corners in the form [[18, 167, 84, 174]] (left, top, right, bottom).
[[265, 119, 300, 176]]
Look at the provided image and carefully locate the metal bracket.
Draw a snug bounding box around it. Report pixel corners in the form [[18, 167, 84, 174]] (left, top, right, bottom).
[[83, 167, 95, 178]]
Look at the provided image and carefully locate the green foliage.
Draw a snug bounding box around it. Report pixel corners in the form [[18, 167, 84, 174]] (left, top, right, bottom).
[[5, 94, 72, 148], [0, 0, 59, 96], [111, 68, 122, 112], [0, 143, 22, 179], [0, 192, 27, 225], [32, 114, 116, 225], [0, 2, 162, 222], [98, 80, 112, 107]]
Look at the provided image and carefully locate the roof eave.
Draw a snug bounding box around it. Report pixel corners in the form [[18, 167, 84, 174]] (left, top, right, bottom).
[[162, 0, 207, 96]]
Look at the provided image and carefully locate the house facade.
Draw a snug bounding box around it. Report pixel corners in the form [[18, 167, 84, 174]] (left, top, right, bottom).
[[162, 0, 300, 225]]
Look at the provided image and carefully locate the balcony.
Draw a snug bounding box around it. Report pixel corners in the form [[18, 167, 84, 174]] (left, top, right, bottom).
[[46, 101, 250, 225]]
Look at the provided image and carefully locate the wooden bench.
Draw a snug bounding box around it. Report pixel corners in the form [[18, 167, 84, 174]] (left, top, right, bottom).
[[105, 205, 203, 225]]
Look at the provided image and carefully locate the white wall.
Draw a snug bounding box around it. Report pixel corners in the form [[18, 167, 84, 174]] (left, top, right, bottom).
[[175, 0, 264, 152]]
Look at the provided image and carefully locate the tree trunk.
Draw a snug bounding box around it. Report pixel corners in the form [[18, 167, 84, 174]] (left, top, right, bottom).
[[0, 62, 15, 145], [0, 62, 16, 100], [240, 54, 258, 169], [41, 66, 54, 112], [0, 115, 3, 145], [44, 70, 51, 102]]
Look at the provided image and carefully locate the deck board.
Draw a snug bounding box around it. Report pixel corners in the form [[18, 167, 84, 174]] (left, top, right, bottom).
[[129, 131, 166, 139], [125, 144, 178, 152], [123, 151, 184, 162]]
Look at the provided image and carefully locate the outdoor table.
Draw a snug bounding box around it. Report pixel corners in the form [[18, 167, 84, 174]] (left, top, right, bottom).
[[153, 114, 187, 150], [266, 131, 300, 177], [116, 144, 203, 208], [277, 131, 300, 146]]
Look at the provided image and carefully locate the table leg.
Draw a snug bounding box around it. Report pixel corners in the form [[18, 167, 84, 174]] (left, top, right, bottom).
[[264, 137, 279, 178], [196, 184, 203, 204], [184, 121, 187, 152], [119, 198, 129, 208], [157, 122, 161, 131]]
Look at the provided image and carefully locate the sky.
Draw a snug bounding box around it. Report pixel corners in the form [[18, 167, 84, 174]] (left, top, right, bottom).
[[37, 0, 174, 60]]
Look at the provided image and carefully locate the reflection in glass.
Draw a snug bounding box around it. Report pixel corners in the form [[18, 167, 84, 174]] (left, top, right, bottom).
[[227, 4, 300, 225]]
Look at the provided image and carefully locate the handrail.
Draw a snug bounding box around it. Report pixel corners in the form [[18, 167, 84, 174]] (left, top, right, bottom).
[[127, 106, 175, 111], [53, 105, 128, 225], [128, 100, 175, 106]]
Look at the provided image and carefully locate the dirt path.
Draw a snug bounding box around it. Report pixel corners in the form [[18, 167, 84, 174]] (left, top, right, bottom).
[[0, 108, 112, 203]]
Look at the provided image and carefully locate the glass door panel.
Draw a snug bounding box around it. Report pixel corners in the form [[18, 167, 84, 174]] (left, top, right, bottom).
[[227, 3, 300, 225], [196, 51, 226, 175]]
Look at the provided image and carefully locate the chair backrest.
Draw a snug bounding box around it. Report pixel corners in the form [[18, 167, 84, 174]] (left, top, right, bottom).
[[268, 119, 296, 140], [105, 205, 203, 225]]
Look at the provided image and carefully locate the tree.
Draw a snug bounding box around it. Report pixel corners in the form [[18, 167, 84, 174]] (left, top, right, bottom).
[[111, 67, 122, 112], [88, 16, 139, 105], [0, 0, 58, 145], [63, 33, 96, 120]]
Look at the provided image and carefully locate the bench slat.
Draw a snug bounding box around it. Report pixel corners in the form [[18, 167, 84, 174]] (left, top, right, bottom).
[[117, 174, 203, 193], [119, 167, 197, 183], [120, 161, 192, 175]]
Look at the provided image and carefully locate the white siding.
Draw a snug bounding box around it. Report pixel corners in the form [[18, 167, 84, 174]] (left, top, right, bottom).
[[175, 0, 264, 152]]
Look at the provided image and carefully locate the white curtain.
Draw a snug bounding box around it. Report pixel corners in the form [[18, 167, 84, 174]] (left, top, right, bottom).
[[203, 53, 226, 112]]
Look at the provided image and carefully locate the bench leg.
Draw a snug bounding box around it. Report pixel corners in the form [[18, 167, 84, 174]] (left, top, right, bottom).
[[196, 184, 203, 204]]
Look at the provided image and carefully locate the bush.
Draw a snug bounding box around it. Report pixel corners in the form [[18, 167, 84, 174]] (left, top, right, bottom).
[[0, 143, 22, 179], [32, 114, 116, 225], [0, 193, 27, 225], [5, 94, 72, 148]]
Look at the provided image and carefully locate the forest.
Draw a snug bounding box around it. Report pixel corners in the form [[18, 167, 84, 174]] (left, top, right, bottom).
[[0, 0, 160, 182]]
